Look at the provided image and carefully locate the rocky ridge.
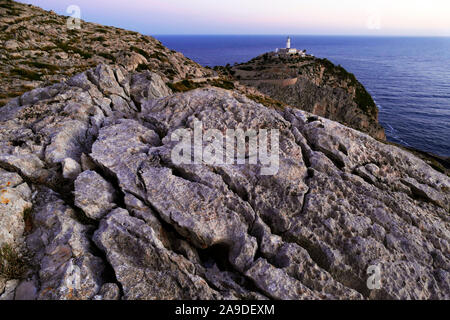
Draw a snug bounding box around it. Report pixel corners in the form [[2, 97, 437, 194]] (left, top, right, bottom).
[[0, 63, 448, 300], [0, 0, 213, 107]]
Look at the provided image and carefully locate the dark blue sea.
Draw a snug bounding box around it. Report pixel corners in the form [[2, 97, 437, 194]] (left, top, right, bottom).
[[155, 35, 450, 157]]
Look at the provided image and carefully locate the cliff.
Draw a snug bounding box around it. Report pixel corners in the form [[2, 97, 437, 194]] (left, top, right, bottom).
[[0, 1, 449, 300], [228, 53, 386, 140]]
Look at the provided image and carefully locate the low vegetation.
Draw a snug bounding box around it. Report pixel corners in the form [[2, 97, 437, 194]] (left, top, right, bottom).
[[209, 79, 235, 90], [0, 244, 28, 279], [246, 94, 286, 110], [97, 52, 116, 62], [167, 80, 201, 92], [167, 79, 235, 93], [11, 68, 41, 81], [130, 46, 152, 60], [55, 41, 93, 59], [24, 61, 60, 72]]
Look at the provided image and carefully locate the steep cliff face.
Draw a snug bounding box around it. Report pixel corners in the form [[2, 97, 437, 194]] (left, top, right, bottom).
[[0, 64, 448, 300], [0, 0, 213, 107], [230, 54, 386, 140]]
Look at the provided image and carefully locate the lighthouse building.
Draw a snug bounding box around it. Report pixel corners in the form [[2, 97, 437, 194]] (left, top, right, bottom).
[[275, 37, 306, 57]]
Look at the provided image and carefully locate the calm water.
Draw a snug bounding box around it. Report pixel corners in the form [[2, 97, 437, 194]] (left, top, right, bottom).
[[155, 35, 450, 157]]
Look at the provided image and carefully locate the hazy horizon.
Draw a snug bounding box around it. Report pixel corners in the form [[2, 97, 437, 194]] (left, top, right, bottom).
[[152, 34, 450, 38], [17, 0, 450, 37]]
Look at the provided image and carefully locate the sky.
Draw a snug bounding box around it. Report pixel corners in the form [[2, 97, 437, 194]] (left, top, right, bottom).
[[18, 0, 450, 36]]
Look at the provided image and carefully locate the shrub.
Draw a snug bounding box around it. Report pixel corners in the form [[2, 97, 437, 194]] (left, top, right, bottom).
[[246, 94, 285, 110], [130, 46, 151, 60], [355, 86, 377, 115], [95, 27, 109, 34], [24, 61, 59, 72], [11, 68, 42, 81], [98, 52, 116, 62], [238, 66, 253, 71], [55, 41, 93, 59], [149, 51, 168, 62], [91, 36, 106, 42], [0, 244, 28, 279], [136, 63, 151, 72], [210, 80, 235, 90], [167, 79, 201, 92]]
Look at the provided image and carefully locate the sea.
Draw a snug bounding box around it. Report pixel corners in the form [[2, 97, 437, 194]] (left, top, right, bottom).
[[155, 35, 450, 157]]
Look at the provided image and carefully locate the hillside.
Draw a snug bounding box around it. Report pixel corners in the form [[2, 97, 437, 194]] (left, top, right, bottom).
[[0, 0, 213, 107]]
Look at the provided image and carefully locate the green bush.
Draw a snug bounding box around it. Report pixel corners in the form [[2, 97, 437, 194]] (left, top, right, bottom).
[[149, 51, 168, 62], [55, 41, 93, 59], [98, 52, 116, 62], [136, 63, 151, 72], [0, 244, 28, 279], [11, 68, 42, 81], [130, 46, 151, 60], [24, 61, 59, 72], [167, 79, 201, 92], [91, 36, 106, 42], [210, 80, 235, 90]]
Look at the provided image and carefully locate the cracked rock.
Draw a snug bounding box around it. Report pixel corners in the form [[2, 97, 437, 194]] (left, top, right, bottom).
[[0, 58, 448, 301], [74, 170, 117, 220]]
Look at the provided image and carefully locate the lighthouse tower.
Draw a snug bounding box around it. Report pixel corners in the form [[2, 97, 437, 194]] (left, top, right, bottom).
[[274, 36, 305, 56]]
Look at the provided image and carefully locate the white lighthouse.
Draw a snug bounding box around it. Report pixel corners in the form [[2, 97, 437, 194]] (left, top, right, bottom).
[[274, 36, 307, 57]]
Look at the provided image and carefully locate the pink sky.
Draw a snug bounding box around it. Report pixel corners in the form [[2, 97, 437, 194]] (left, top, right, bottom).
[[18, 0, 450, 36]]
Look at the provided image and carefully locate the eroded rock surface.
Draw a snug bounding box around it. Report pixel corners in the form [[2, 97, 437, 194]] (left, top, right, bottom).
[[0, 63, 448, 300]]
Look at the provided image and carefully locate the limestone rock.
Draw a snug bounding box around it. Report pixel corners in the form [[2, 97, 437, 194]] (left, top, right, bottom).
[[0, 53, 448, 301], [14, 279, 38, 300], [74, 170, 116, 220], [246, 259, 321, 300], [0, 169, 31, 250], [93, 208, 222, 300], [0, 280, 19, 300], [26, 189, 105, 300], [62, 158, 82, 180]]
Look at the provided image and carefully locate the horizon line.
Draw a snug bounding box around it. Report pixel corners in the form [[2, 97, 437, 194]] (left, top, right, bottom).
[[152, 34, 450, 38]]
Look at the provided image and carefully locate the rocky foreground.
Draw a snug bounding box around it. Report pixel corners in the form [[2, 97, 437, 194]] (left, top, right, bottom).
[[0, 63, 449, 300]]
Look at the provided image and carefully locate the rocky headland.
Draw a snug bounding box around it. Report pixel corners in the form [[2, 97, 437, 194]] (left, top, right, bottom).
[[225, 53, 386, 140], [0, 0, 449, 300]]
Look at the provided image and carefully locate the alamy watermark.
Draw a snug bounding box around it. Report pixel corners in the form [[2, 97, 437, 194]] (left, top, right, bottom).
[[171, 120, 280, 175], [66, 5, 81, 30], [366, 262, 426, 290], [366, 5, 382, 30], [367, 264, 382, 290]]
